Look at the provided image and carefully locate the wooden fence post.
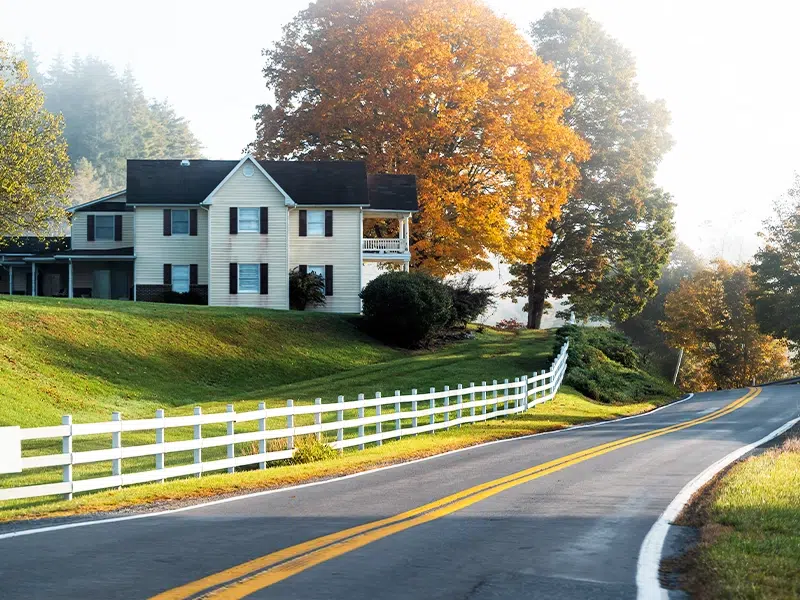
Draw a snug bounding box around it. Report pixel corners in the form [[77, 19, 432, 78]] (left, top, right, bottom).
[[155, 409, 165, 481], [540, 369, 547, 402], [456, 384, 463, 427], [226, 404, 235, 474], [411, 389, 418, 434], [509, 380, 515, 412], [258, 402, 266, 470], [193, 406, 202, 477], [395, 391, 401, 438], [443, 385, 450, 429], [358, 393, 365, 450], [337, 395, 344, 452], [481, 382, 487, 418], [112, 412, 122, 486], [429, 388, 435, 427], [314, 398, 322, 442], [470, 383, 476, 420], [62, 415, 72, 500], [495, 380, 501, 414], [286, 399, 294, 452], [375, 392, 382, 446], [522, 375, 528, 410]]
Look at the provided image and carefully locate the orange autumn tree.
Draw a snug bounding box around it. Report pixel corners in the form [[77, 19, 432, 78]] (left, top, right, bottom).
[[660, 261, 790, 390], [252, 0, 589, 274]]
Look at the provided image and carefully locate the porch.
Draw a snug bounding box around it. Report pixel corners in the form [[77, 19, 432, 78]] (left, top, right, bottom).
[[362, 211, 411, 268]]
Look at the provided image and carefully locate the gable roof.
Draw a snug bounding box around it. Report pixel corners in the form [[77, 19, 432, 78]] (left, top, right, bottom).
[[0, 237, 70, 256], [367, 174, 418, 211], [68, 190, 127, 213], [125, 158, 415, 210]]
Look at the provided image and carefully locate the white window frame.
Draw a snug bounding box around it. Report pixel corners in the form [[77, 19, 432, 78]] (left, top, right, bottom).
[[94, 215, 115, 241], [238, 207, 260, 233], [306, 210, 325, 237], [238, 263, 260, 293], [171, 209, 190, 235], [172, 265, 190, 294], [308, 265, 325, 284]]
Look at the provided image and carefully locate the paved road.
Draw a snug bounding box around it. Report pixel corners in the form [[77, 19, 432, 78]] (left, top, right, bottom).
[[1, 386, 798, 600]]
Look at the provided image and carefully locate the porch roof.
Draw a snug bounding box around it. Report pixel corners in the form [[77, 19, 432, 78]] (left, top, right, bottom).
[[52, 247, 135, 260]]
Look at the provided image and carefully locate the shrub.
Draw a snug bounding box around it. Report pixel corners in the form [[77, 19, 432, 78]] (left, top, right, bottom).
[[445, 275, 495, 328], [291, 435, 339, 464], [289, 267, 326, 310], [554, 324, 677, 404], [495, 318, 524, 331], [360, 271, 453, 347]]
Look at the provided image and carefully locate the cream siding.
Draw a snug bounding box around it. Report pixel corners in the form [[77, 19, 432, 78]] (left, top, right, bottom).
[[71, 195, 133, 251], [289, 207, 362, 313], [134, 207, 209, 285], [208, 163, 289, 308]]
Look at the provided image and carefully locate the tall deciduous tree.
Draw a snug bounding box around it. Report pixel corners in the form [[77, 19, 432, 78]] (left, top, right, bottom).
[[252, 0, 588, 274], [0, 42, 71, 238], [660, 261, 790, 390], [507, 9, 675, 328], [751, 176, 800, 356]]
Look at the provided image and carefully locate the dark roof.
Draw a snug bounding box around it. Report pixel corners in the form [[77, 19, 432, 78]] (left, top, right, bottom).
[[367, 174, 419, 211], [56, 247, 134, 258], [0, 237, 70, 255], [125, 159, 414, 209], [127, 160, 239, 205], [260, 160, 368, 206]]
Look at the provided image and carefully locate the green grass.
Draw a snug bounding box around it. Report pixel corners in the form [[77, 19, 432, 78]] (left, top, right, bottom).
[[689, 438, 800, 599], [0, 296, 679, 522]]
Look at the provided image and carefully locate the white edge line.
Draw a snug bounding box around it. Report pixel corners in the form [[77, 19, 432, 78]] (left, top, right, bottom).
[[0, 392, 697, 541], [635, 414, 800, 600]]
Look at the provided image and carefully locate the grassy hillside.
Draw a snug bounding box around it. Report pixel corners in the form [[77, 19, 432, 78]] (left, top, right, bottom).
[[0, 297, 554, 427]]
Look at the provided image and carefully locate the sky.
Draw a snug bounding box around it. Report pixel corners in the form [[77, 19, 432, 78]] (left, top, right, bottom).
[[2, 0, 799, 264]]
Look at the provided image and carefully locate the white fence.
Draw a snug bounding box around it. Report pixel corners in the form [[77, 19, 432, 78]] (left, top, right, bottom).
[[362, 238, 409, 253], [0, 341, 569, 503]]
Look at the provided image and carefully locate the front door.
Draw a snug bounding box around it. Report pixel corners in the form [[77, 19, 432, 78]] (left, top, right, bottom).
[[111, 270, 129, 300], [93, 270, 111, 299]]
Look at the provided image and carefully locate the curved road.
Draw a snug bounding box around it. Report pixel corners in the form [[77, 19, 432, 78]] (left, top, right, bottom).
[[1, 386, 798, 600]]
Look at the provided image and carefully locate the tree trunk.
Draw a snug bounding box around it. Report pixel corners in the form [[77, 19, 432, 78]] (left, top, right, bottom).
[[525, 252, 553, 329]]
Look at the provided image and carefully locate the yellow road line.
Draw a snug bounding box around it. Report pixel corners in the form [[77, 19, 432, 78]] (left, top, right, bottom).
[[152, 388, 760, 600]]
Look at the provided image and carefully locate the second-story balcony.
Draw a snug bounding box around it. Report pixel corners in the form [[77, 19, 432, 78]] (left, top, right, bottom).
[[362, 238, 409, 254]]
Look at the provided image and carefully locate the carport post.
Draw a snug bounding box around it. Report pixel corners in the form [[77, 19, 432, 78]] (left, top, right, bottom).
[[8, 265, 12, 296], [68, 259, 73, 298], [31, 263, 37, 296]]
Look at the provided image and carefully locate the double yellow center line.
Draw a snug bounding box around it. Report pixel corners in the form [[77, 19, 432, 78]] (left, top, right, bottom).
[[152, 387, 760, 600]]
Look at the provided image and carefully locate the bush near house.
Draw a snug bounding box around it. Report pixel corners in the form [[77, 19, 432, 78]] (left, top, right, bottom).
[[446, 274, 495, 329], [289, 267, 326, 310], [555, 324, 678, 403], [360, 271, 454, 347]]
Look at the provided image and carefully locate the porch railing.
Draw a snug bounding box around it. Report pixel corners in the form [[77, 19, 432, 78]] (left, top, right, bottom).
[[362, 238, 409, 254]]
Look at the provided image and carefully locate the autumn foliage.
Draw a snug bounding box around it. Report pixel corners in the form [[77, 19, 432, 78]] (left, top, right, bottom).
[[252, 0, 589, 274], [660, 261, 790, 391]]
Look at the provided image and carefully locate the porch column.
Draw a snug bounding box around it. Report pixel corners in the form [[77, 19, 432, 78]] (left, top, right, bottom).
[[31, 263, 36, 297], [133, 259, 137, 302], [68, 260, 73, 299], [8, 265, 12, 296], [403, 261, 410, 273]]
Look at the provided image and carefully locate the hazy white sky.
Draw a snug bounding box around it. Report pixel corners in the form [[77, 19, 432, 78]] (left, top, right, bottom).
[[2, 0, 798, 262]]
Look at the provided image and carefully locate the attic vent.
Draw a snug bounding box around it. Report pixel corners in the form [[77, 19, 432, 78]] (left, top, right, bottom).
[[180, 159, 191, 167], [242, 164, 254, 177]]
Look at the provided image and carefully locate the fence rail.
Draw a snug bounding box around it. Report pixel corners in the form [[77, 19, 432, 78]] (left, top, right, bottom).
[[362, 238, 409, 253], [0, 341, 568, 502]]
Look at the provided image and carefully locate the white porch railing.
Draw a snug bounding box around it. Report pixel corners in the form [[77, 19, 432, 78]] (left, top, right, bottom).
[[362, 238, 409, 254], [0, 341, 569, 503]]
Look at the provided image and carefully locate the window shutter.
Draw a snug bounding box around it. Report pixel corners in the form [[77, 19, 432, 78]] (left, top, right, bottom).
[[299, 210, 307, 237], [163, 264, 172, 285], [87, 215, 95, 241], [325, 265, 333, 296], [299, 264, 307, 276], [229, 263, 238, 294], [163, 209, 171, 236], [114, 215, 123, 241], [260, 207, 269, 234], [230, 207, 238, 235], [189, 209, 198, 236], [190, 264, 198, 286], [260, 263, 269, 294], [325, 210, 333, 237]]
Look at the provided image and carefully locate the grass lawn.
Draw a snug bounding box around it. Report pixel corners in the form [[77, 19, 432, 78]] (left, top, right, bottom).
[[0, 296, 678, 522], [677, 437, 800, 599]]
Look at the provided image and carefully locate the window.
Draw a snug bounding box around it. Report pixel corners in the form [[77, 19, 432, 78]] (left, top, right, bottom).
[[171, 209, 189, 235], [308, 265, 325, 283], [306, 210, 325, 236], [238, 264, 260, 293], [94, 215, 115, 241], [238, 207, 260, 233], [172, 265, 190, 293]]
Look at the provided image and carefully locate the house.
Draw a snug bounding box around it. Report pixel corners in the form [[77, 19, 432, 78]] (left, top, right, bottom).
[[0, 156, 417, 313]]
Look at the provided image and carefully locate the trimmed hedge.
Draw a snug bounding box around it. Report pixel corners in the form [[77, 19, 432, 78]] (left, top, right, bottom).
[[555, 325, 678, 404]]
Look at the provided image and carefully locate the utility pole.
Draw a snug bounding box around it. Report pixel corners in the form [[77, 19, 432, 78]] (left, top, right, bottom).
[[672, 348, 684, 386]]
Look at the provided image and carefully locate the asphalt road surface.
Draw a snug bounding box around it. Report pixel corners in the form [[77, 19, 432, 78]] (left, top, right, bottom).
[[1, 386, 798, 600]]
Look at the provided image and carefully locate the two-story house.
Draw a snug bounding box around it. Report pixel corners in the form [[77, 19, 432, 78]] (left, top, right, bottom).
[[0, 156, 417, 313]]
